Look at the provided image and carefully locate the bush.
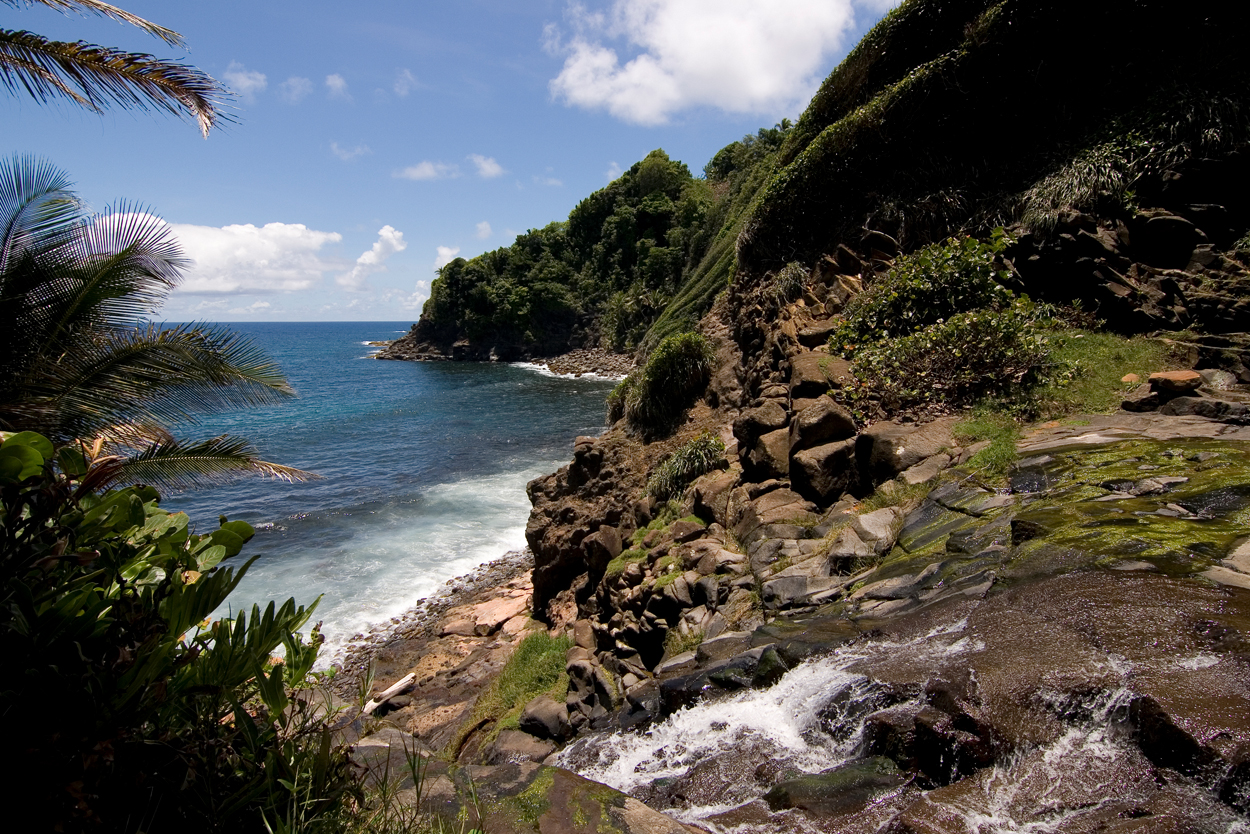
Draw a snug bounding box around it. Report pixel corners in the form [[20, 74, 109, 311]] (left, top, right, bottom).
[[646, 432, 726, 501], [851, 299, 1053, 410], [613, 332, 714, 436], [0, 431, 354, 832], [830, 229, 1015, 356]]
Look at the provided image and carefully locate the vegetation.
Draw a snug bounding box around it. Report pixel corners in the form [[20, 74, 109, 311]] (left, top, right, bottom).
[[1, 0, 230, 136], [463, 629, 572, 740], [646, 431, 726, 501], [0, 430, 353, 832], [739, 0, 1249, 274], [0, 157, 309, 489], [604, 546, 647, 579], [608, 332, 714, 436], [952, 410, 1022, 477], [829, 229, 1015, 355]]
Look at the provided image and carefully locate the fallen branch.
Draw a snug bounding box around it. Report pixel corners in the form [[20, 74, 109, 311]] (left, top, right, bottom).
[[362, 672, 416, 716]]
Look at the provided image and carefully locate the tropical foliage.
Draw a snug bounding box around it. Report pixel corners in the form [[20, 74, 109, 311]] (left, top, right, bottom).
[[0, 156, 308, 488], [607, 332, 714, 436], [646, 431, 726, 502], [0, 430, 354, 832], [0, 0, 230, 136]]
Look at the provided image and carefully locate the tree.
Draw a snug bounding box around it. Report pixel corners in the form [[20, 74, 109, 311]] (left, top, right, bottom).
[[0, 155, 311, 488], [1, 0, 230, 136]]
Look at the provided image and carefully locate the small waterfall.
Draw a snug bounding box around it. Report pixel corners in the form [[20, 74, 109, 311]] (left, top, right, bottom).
[[557, 622, 1250, 833]]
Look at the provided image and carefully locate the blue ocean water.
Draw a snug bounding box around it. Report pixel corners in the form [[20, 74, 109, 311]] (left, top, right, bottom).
[[161, 322, 616, 659]]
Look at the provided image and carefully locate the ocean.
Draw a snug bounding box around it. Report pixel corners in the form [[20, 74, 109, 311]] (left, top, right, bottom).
[[160, 322, 617, 660]]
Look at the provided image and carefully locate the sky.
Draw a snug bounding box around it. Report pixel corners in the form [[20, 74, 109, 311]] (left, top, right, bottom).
[[3, 0, 898, 321]]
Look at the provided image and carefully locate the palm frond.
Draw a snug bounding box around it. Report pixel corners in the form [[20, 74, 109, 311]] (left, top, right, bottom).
[[0, 29, 231, 137], [0, 153, 83, 273], [1, 0, 187, 47], [9, 323, 295, 441], [96, 435, 318, 491]]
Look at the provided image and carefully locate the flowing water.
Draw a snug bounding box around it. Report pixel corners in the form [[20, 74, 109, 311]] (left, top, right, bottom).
[[160, 322, 616, 660]]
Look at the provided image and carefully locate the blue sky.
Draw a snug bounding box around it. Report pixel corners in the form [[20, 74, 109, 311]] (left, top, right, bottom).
[[4, 0, 897, 321]]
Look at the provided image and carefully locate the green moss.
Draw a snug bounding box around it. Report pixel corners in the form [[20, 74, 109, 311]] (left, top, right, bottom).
[[605, 548, 647, 578], [508, 768, 555, 827]]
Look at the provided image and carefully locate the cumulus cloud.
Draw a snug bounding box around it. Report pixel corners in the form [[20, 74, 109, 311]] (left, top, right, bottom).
[[394, 69, 418, 96], [533, 175, 563, 187], [279, 76, 313, 103], [169, 222, 342, 294], [331, 142, 371, 161], [224, 61, 267, 101], [396, 161, 460, 181], [229, 300, 273, 315], [434, 246, 460, 270], [326, 74, 351, 100], [546, 0, 866, 124], [605, 161, 623, 180], [337, 225, 408, 290], [475, 221, 492, 239], [468, 154, 504, 178]]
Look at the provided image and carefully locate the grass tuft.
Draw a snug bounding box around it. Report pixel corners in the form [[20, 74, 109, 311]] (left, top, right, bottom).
[[461, 630, 572, 744], [953, 411, 1021, 478], [646, 431, 726, 501]]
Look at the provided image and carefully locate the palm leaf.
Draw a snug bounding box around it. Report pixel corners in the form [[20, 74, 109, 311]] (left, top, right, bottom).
[[6, 323, 295, 440], [102, 435, 317, 491], [0, 153, 83, 273], [1, 0, 187, 47], [0, 29, 231, 137]]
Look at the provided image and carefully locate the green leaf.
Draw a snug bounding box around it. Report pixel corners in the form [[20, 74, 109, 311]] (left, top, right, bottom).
[[3, 431, 54, 459], [218, 519, 255, 544], [0, 444, 44, 481]]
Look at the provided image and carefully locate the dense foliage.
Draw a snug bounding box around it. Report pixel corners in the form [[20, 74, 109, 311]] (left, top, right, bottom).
[[607, 332, 714, 436], [0, 431, 353, 832], [829, 229, 1014, 355], [422, 124, 791, 356]]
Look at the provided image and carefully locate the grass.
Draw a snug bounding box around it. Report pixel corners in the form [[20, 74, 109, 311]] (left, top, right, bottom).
[[605, 547, 647, 579], [859, 478, 934, 513], [1027, 330, 1180, 416], [663, 627, 704, 658], [1236, 231, 1250, 251], [953, 410, 1021, 478], [646, 431, 726, 501], [459, 630, 572, 745]]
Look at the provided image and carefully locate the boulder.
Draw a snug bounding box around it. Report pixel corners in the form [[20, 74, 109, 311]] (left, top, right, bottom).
[[852, 507, 906, 555], [746, 427, 791, 479], [691, 468, 739, 526], [789, 395, 857, 453], [1134, 211, 1208, 268], [857, 417, 958, 485], [519, 695, 571, 741], [790, 438, 858, 504], [733, 401, 788, 448], [789, 351, 854, 399], [485, 730, 555, 765], [581, 524, 623, 572], [1149, 370, 1203, 392], [764, 757, 906, 814]]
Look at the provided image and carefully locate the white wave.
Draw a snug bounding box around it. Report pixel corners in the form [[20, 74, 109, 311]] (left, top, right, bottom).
[[510, 361, 627, 382]]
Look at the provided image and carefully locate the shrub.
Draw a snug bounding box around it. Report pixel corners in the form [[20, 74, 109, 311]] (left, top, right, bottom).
[[614, 332, 714, 435], [851, 299, 1053, 410], [769, 261, 807, 305], [465, 630, 572, 737], [646, 431, 726, 501], [830, 229, 1015, 356], [0, 432, 353, 832]]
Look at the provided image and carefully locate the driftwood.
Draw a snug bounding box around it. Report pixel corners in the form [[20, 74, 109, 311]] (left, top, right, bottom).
[[362, 672, 416, 716]]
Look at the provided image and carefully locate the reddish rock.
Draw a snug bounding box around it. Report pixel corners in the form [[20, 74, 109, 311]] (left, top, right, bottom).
[[1148, 370, 1203, 391]]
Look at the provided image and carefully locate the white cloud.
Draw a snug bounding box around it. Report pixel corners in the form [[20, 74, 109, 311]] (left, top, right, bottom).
[[331, 142, 371, 161], [279, 76, 313, 103], [546, 0, 866, 124], [475, 221, 492, 239], [229, 300, 273, 315], [337, 225, 408, 290], [326, 74, 351, 100], [533, 175, 563, 187], [169, 222, 342, 294], [224, 61, 267, 101], [394, 69, 418, 96], [395, 161, 460, 181], [434, 246, 461, 270], [605, 161, 623, 180], [468, 154, 504, 179]]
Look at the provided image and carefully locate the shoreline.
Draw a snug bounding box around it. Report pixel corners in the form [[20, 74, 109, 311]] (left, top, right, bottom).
[[331, 547, 535, 682]]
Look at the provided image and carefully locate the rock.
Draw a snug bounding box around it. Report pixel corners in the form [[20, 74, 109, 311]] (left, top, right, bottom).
[[581, 525, 623, 573], [797, 319, 840, 347], [1202, 566, 1250, 590], [519, 695, 571, 741], [1122, 373, 1141, 383], [762, 575, 809, 609], [1149, 370, 1203, 392], [764, 757, 906, 814], [900, 454, 951, 486], [857, 417, 958, 485], [655, 650, 698, 676], [789, 351, 853, 399], [440, 617, 477, 637], [788, 395, 857, 453], [668, 519, 706, 543], [1135, 212, 1208, 268], [485, 730, 555, 764], [852, 507, 906, 555], [1159, 396, 1250, 423], [573, 619, 595, 650], [469, 594, 530, 636], [691, 469, 739, 527], [746, 427, 791, 479], [733, 401, 789, 448], [1199, 368, 1240, 390], [790, 438, 858, 504]]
